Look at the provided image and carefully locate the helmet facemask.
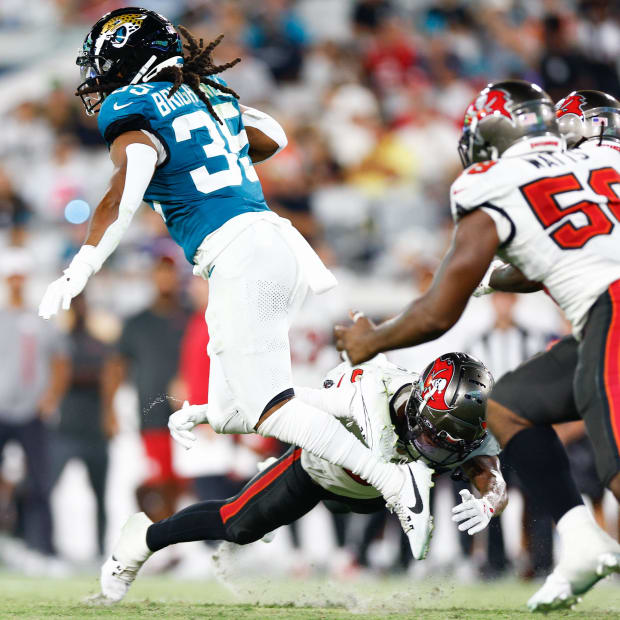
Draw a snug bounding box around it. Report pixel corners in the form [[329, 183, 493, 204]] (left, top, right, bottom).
[[400, 382, 486, 467], [392, 353, 493, 468], [458, 82, 560, 168], [76, 50, 116, 116]]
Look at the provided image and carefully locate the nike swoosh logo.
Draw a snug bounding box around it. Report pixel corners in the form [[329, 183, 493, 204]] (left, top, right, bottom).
[[113, 101, 134, 110], [207, 265, 215, 278], [407, 467, 424, 514]]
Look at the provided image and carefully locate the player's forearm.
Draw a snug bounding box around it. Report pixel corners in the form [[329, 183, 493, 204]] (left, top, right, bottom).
[[464, 456, 508, 516], [81, 143, 156, 272], [370, 298, 458, 354], [366, 260, 475, 356], [363, 217, 498, 357], [241, 105, 287, 163], [84, 178, 122, 248], [489, 263, 543, 293]]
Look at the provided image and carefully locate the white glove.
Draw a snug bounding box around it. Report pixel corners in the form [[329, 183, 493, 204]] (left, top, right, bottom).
[[39, 246, 99, 320], [168, 400, 209, 450], [451, 489, 494, 535], [38, 262, 92, 319], [472, 259, 505, 298]]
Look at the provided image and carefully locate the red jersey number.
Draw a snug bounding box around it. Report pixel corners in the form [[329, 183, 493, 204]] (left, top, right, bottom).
[[520, 168, 620, 249], [467, 161, 498, 175]]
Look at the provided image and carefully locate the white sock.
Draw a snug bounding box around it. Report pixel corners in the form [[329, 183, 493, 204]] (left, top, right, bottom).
[[556, 505, 593, 538], [258, 398, 403, 497]]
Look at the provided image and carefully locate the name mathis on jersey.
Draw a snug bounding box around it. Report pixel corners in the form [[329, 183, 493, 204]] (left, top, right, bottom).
[[524, 149, 590, 170]]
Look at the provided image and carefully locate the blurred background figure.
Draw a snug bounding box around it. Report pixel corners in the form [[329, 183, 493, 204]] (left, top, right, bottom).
[[49, 293, 116, 559], [0, 246, 69, 557], [104, 248, 189, 524], [0, 167, 31, 246]]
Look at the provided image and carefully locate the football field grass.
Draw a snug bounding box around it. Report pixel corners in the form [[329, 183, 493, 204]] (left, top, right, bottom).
[[0, 573, 619, 619]]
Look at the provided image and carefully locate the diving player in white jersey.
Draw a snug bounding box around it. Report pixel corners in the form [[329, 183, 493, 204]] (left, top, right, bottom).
[[100, 352, 505, 602], [335, 80, 620, 611], [37, 7, 433, 588]]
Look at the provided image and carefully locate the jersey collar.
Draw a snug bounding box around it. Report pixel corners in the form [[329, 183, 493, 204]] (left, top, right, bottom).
[[579, 137, 620, 153], [501, 135, 565, 159]]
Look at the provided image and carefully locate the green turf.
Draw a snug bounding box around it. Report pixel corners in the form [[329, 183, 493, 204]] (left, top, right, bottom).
[[0, 573, 619, 619]]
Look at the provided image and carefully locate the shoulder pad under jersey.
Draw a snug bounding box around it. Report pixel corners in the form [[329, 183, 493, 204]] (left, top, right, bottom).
[[98, 83, 160, 147], [450, 159, 518, 223]]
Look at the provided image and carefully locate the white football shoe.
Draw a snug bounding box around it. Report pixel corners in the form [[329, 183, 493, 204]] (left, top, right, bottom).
[[385, 460, 434, 560], [527, 505, 620, 613], [100, 512, 153, 603]]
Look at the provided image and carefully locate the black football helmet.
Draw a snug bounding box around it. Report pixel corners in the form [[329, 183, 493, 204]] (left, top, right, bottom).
[[555, 90, 620, 148], [391, 353, 494, 467], [458, 80, 560, 167], [76, 7, 183, 115]]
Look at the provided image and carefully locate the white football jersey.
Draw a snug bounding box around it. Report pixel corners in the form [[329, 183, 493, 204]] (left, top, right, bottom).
[[451, 141, 620, 337], [299, 355, 499, 500]]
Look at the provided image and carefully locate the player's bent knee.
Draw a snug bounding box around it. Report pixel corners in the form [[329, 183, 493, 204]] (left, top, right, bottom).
[[487, 399, 533, 448], [255, 388, 295, 429], [226, 525, 263, 545]]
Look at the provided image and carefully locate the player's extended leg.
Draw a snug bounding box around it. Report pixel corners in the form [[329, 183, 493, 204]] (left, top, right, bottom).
[[516, 302, 620, 610], [487, 336, 586, 527], [203, 221, 434, 559], [100, 448, 324, 602]]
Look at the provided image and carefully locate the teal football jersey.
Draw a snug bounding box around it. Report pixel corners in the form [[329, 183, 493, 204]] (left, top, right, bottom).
[[97, 78, 270, 263]]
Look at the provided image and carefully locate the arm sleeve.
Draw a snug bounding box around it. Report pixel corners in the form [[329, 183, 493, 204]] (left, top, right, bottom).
[[73, 143, 156, 275], [294, 385, 354, 420], [241, 106, 288, 160]]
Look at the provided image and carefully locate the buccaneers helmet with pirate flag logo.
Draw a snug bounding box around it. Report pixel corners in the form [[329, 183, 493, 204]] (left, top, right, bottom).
[[392, 353, 494, 467], [76, 7, 183, 115], [555, 90, 620, 148], [458, 80, 560, 167]]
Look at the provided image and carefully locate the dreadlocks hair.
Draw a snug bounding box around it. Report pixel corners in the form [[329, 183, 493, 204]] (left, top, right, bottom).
[[75, 26, 241, 124], [154, 26, 241, 124]]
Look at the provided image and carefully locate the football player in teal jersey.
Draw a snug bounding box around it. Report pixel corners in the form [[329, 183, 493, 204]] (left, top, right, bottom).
[[37, 8, 434, 598]]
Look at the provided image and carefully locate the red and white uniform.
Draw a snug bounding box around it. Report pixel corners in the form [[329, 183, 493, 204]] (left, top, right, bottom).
[[451, 140, 620, 337], [297, 355, 499, 499]]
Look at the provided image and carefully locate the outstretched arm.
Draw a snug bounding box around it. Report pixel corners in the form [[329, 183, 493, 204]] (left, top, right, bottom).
[[39, 132, 157, 319], [83, 131, 156, 250], [452, 455, 508, 535], [334, 209, 500, 364]]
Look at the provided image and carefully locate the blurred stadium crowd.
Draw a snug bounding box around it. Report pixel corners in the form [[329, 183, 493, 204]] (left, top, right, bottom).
[[0, 0, 619, 582]]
